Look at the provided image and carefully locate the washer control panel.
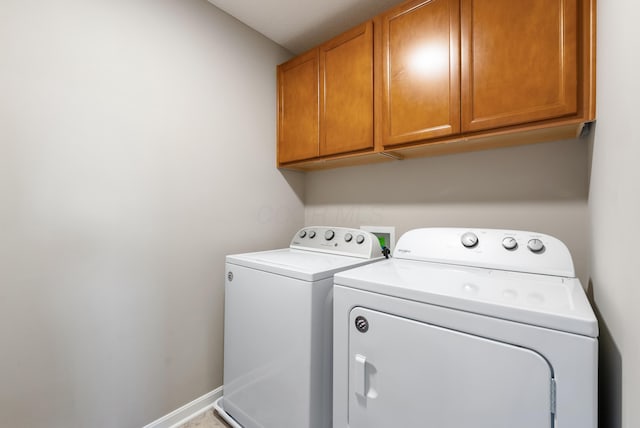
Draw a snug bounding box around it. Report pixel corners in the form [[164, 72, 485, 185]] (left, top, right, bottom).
[[394, 228, 575, 277], [290, 227, 383, 259]]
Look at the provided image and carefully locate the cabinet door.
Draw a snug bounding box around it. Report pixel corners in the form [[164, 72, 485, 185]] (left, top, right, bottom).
[[320, 22, 374, 156], [380, 0, 460, 147], [461, 0, 578, 132], [277, 50, 319, 164]]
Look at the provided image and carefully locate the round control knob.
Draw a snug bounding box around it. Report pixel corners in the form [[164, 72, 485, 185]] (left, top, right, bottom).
[[344, 233, 353, 243], [308, 231, 316, 239], [324, 230, 335, 241], [461, 232, 479, 248], [502, 237, 518, 250], [299, 230, 307, 238], [355, 234, 365, 245], [527, 238, 545, 253]]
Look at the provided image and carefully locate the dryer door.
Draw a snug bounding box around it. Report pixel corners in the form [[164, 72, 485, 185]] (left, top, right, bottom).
[[348, 307, 554, 428]]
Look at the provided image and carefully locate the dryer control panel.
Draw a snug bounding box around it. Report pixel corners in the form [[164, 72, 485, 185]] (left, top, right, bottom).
[[291, 227, 383, 259], [393, 228, 575, 277]]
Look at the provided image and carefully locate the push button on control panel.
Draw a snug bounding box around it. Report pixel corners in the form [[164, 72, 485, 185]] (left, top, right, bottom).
[[461, 232, 479, 248], [502, 237, 518, 250], [527, 238, 545, 253]]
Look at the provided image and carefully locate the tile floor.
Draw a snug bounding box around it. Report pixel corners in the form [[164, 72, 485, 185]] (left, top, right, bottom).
[[176, 409, 231, 428]]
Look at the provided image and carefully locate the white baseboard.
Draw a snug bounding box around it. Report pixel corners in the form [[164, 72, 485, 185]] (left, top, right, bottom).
[[142, 386, 223, 428]]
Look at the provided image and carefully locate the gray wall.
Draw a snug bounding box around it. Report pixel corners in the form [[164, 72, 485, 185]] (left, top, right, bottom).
[[306, 138, 590, 283], [0, 0, 303, 427], [589, 0, 640, 427]]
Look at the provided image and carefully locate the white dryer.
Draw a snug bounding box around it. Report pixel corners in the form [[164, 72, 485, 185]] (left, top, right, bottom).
[[333, 228, 598, 428], [215, 226, 384, 428]]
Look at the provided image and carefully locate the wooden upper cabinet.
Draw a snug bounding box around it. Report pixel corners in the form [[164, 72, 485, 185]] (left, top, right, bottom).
[[276, 0, 594, 170], [278, 23, 374, 164], [277, 50, 319, 164], [320, 22, 374, 156], [461, 0, 578, 132], [380, 0, 460, 148]]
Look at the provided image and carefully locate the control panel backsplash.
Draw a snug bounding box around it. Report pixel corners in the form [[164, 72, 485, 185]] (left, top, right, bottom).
[[291, 227, 383, 259], [393, 228, 575, 277]]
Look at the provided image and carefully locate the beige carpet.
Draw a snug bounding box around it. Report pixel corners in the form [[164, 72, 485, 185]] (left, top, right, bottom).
[[176, 409, 231, 428]]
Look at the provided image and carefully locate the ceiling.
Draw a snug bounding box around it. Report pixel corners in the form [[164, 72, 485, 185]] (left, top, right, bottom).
[[207, 0, 403, 54]]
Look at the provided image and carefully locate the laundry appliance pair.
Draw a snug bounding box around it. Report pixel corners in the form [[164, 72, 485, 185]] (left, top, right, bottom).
[[215, 226, 598, 428]]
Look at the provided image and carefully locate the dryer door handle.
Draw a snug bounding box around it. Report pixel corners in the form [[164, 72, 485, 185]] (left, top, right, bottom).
[[354, 354, 367, 397]]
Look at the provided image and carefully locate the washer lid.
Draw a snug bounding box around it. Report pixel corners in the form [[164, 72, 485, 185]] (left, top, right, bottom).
[[227, 248, 382, 282], [334, 259, 598, 337]]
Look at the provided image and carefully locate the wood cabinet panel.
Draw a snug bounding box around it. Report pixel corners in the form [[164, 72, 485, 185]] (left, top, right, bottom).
[[320, 22, 374, 156], [461, 0, 578, 132], [276, 0, 595, 171], [380, 0, 460, 147], [277, 50, 319, 164]]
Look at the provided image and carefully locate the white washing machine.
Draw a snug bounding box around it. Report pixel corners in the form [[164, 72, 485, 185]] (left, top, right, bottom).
[[333, 228, 598, 428], [215, 226, 384, 428]]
